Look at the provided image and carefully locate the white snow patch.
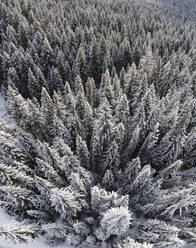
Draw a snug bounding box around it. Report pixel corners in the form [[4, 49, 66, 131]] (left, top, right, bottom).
[[0, 210, 71, 248], [0, 92, 15, 125], [0, 94, 71, 247], [0, 237, 71, 248]]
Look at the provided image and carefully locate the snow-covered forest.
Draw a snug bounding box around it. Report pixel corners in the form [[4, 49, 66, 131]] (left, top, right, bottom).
[[0, 0, 196, 247]]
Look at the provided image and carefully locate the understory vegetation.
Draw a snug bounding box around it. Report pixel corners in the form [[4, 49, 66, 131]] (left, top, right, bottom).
[[0, 0, 196, 247]]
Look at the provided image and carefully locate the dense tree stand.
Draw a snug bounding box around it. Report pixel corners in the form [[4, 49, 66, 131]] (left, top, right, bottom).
[[0, 0, 196, 247]]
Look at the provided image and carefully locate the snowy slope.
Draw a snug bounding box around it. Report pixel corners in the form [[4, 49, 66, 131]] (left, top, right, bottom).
[[0, 93, 71, 247], [0, 209, 71, 248], [0, 92, 14, 125], [0, 189, 71, 247]]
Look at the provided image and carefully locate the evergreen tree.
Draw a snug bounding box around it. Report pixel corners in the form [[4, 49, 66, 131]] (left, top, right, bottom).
[[76, 135, 90, 170], [73, 46, 87, 82], [96, 207, 132, 241], [27, 68, 39, 99], [41, 88, 55, 141], [85, 77, 96, 107]]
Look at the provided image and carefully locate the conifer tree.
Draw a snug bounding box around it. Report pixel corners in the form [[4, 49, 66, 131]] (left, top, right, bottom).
[[41, 36, 53, 77], [85, 77, 96, 107], [96, 207, 132, 241], [6, 86, 30, 129], [88, 37, 100, 83], [76, 135, 90, 170], [73, 46, 87, 82], [27, 68, 38, 99], [41, 88, 55, 141], [18, 16, 29, 49]]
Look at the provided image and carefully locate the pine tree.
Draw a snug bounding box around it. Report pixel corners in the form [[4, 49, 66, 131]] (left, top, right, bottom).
[[0, 222, 40, 244], [27, 68, 38, 99], [26, 98, 45, 140], [85, 77, 96, 107], [88, 37, 99, 83], [76, 135, 90, 170], [18, 16, 29, 49], [7, 67, 19, 89], [49, 67, 63, 94], [50, 187, 84, 218], [96, 207, 132, 241], [6, 86, 30, 130], [98, 36, 111, 78], [99, 70, 115, 106], [74, 75, 85, 96], [115, 94, 130, 125], [91, 99, 115, 173], [73, 46, 87, 82], [41, 36, 53, 77], [41, 88, 55, 141], [117, 38, 132, 70]]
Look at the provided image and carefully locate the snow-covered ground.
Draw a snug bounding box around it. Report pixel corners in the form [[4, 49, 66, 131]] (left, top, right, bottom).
[[0, 93, 70, 247], [0, 92, 14, 125], [0, 209, 70, 248]]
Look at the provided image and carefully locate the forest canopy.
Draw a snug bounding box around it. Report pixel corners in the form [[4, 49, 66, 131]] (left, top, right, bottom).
[[0, 0, 196, 247]]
